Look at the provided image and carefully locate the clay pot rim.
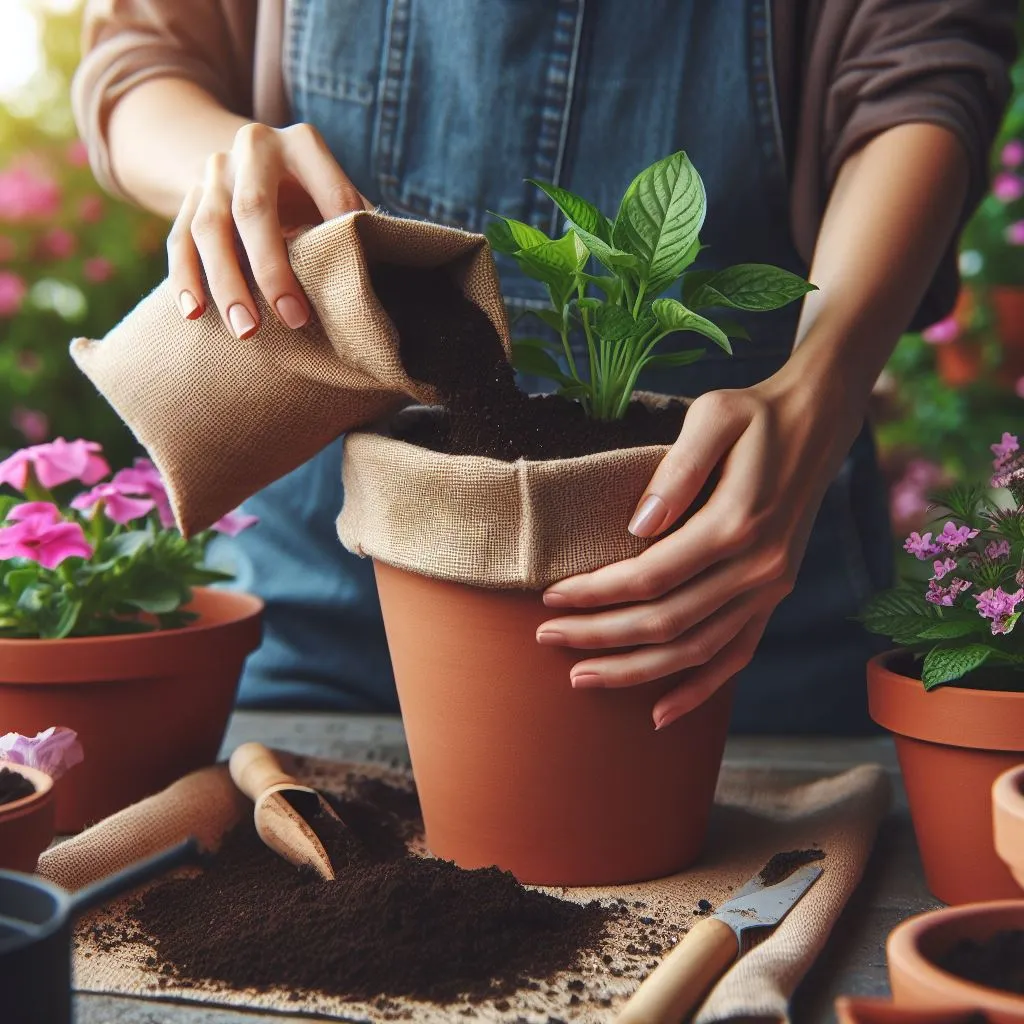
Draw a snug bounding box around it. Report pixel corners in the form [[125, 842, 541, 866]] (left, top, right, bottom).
[[868, 651, 1024, 752], [887, 900, 1024, 1014], [0, 762, 53, 818], [994, 765, 1024, 826]]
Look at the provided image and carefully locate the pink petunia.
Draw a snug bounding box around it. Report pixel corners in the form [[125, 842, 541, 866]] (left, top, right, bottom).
[[922, 316, 960, 345], [0, 438, 110, 493], [10, 406, 49, 444], [83, 257, 113, 283], [211, 509, 259, 537], [976, 586, 1024, 635], [1006, 221, 1024, 246], [0, 726, 83, 781], [0, 517, 92, 569], [994, 172, 1024, 203], [39, 228, 75, 260], [65, 140, 89, 168], [77, 195, 103, 223], [937, 521, 980, 552], [0, 271, 26, 317], [0, 166, 60, 222], [111, 458, 174, 528], [904, 531, 942, 560], [1003, 141, 1024, 168], [71, 483, 154, 525], [6, 502, 61, 524]]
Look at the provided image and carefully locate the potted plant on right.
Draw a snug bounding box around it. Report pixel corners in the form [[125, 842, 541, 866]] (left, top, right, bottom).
[[863, 431, 1024, 904]]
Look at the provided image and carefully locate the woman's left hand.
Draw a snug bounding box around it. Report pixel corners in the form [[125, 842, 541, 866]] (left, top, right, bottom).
[[536, 368, 857, 729]]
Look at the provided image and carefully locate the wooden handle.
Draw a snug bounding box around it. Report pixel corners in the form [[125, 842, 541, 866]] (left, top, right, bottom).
[[228, 742, 299, 803], [615, 917, 738, 1024]]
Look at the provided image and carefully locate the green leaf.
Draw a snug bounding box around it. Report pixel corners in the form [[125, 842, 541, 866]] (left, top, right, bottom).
[[713, 317, 751, 341], [861, 589, 941, 643], [570, 227, 640, 274], [513, 232, 587, 294], [644, 349, 706, 369], [42, 597, 82, 640], [647, 237, 703, 297], [512, 335, 559, 353], [2, 568, 38, 601], [916, 619, 989, 640], [512, 344, 567, 381], [0, 495, 19, 522], [681, 269, 719, 307], [106, 530, 151, 560], [687, 264, 816, 311], [613, 152, 707, 292], [558, 381, 593, 401], [121, 573, 186, 615], [488, 215, 549, 253], [16, 584, 47, 614], [484, 219, 520, 255], [922, 643, 994, 690], [651, 298, 732, 354], [525, 308, 565, 334], [527, 179, 612, 242], [593, 305, 652, 345], [580, 274, 622, 303]]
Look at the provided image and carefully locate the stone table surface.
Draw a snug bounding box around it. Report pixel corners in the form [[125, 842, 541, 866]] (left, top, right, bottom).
[[74, 713, 935, 1024]]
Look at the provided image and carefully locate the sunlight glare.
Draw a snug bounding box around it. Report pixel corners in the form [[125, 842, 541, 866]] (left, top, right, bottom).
[[0, 2, 42, 102]]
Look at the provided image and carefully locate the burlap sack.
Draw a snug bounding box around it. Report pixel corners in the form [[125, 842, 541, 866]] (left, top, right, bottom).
[[44, 754, 891, 1024], [70, 211, 509, 539]]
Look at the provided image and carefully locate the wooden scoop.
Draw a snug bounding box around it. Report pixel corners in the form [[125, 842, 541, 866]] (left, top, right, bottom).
[[228, 742, 341, 880]]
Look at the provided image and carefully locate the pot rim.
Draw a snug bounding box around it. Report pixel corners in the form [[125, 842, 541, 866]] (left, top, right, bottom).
[[887, 900, 1024, 1014], [867, 651, 1024, 752], [0, 762, 53, 818], [994, 765, 1024, 826]]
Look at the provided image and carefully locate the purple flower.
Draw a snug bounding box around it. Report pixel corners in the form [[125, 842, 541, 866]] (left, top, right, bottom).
[[1003, 140, 1024, 168], [937, 521, 980, 552], [992, 433, 1020, 471], [904, 531, 942, 560], [976, 586, 1024, 635], [932, 557, 958, 581], [922, 316, 960, 345], [111, 459, 174, 528], [71, 483, 154, 525], [986, 539, 1012, 561], [0, 727, 83, 781], [926, 577, 972, 607], [211, 509, 259, 537], [994, 172, 1024, 203], [0, 517, 92, 568]]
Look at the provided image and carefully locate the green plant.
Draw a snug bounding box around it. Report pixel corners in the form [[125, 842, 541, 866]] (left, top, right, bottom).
[[486, 152, 815, 420]]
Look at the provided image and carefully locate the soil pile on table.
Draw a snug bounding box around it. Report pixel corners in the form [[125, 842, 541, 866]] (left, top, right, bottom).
[[87, 776, 611, 1003], [370, 263, 685, 461], [0, 767, 35, 806], [757, 849, 825, 887], [936, 929, 1024, 995]]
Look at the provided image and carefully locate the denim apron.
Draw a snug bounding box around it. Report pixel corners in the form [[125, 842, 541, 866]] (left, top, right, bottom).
[[217, 0, 892, 732]]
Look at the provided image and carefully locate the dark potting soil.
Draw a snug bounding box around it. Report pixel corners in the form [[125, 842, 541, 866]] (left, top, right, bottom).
[[757, 849, 825, 887], [89, 776, 611, 1003], [936, 929, 1024, 995], [0, 766, 34, 807], [370, 263, 686, 461]]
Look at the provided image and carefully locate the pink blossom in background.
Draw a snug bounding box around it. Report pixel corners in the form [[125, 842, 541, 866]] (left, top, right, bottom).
[[1017, 377, 1024, 400], [83, 257, 113, 283], [994, 172, 1024, 203], [931, 556, 958, 581], [0, 271, 26, 316], [937, 521, 980, 552], [39, 227, 75, 260], [890, 458, 947, 528], [6, 502, 60, 524], [65, 140, 89, 168], [986, 539, 1011, 561], [976, 586, 1024, 635], [77, 195, 103, 223], [0, 438, 110, 492], [1003, 140, 1024, 168], [72, 482, 154, 525], [0, 727, 84, 781], [0, 235, 15, 261], [10, 406, 49, 444], [922, 316, 960, 345], [904, 531, 942, 560], [992, 432, 1019, 470], [111, 458, 174, 528], [1007, 221, 1024, 246], [211, 509, 259, 536], [0, 166, 60, 222], [0, 516, 92, 568]]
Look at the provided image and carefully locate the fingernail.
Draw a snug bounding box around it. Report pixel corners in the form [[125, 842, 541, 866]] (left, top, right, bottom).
[[275, 294, 308, 329], [536, 630, 566, 646], [571, 673, 603, 689], [629, 494, 668, 538], [543, 590, 570, 608], [227, 303, 257, 339], [654, 710, 677, 731], [179, 290, 202, 319]]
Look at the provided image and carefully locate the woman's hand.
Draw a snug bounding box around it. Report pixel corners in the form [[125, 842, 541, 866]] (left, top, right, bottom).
[[535, 367, 858, 730], [168, 122, 369, 339]]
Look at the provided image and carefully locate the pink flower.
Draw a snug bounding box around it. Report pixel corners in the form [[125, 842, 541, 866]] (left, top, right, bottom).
[[0, 517, 92, 569], [77, 195, 103, 223], [10, 406, 49, 444], [0, 235, 15, 261], [992, 432, 1019, 470], [83, 257, 113, 283], [6, 502, 60, 524], [72, 483, 154, 525], [1017, 377, 1024, 400], [0, 727, 83, 781], [926, 577, 972, 607], [65, 140, 89, 168], [0, 166, 60, 222], [0, 271, 26, 316], [932, 556, 958, 581], [986, 539, 1012, 561], [976, 586, 1024, 635], [111, 458, 174, 528], [1006, 221, 1024, 246], [211, 509, 259, 536], [0, 438, 110, 492], [937, 521, 980, 552], [922, 316, 960, 345], [994, 172, 1024, 203], [39, 228, 75, 260], [904, 531, 942, 560], [1003, 141, 1024, 168]]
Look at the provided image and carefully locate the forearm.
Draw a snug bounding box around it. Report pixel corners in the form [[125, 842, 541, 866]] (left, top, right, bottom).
[[107, 78, 250, 218], [781, 123, 970, 442]]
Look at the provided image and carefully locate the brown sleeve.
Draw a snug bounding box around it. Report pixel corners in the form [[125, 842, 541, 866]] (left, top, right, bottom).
[[71, 0, 258, 200], [790, 0, 1018, 329]]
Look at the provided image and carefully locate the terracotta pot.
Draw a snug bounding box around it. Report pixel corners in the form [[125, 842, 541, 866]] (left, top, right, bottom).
[[934, 340, 983, 388], [992, 286, 1024, 386], [994, 764, 1024, 892], [0, 763, 54, 873], [867, 652, 1024, 904], [887, 901, 1024, 1023], [0, 589, 262, 833], [373, 560, 735, 886], [835, 995, 992, 1023]]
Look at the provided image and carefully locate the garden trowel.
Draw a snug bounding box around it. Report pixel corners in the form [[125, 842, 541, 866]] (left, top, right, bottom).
[[615, 861, 823, 1024]]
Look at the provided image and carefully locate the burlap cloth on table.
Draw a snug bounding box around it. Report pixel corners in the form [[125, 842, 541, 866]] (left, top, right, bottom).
[[71, 209, 673, 589], [38, 754, 890, 1024]]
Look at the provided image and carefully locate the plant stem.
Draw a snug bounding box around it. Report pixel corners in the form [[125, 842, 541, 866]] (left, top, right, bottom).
[[631, 281, 648, 320]]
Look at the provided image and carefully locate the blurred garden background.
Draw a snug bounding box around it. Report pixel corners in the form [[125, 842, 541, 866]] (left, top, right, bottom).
[[0, 0, 1023, 538]]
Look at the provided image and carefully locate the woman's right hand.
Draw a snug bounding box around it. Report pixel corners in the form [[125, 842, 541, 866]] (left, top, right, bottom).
[[168, 121, 369, 339]]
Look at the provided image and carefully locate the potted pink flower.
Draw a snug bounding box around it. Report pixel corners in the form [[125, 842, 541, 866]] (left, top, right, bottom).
[[0, 439, 263, 832], [863, 431, 1024, 904]]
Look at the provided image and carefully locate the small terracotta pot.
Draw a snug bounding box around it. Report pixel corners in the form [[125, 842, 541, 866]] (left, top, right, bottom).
[[887, 901, 1024, 1023], [0, 589, 262, 833], [992, 286, 1024, 385], [374, 561, 735, 886], [994, 764, 1024, 892], [0, 764, 55, 873], [868, 652, 1024, 904], [835, 995, 992, 1023]]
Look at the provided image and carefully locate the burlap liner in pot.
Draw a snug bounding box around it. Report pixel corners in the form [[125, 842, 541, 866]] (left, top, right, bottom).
[[69, 211, 509, 538]]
